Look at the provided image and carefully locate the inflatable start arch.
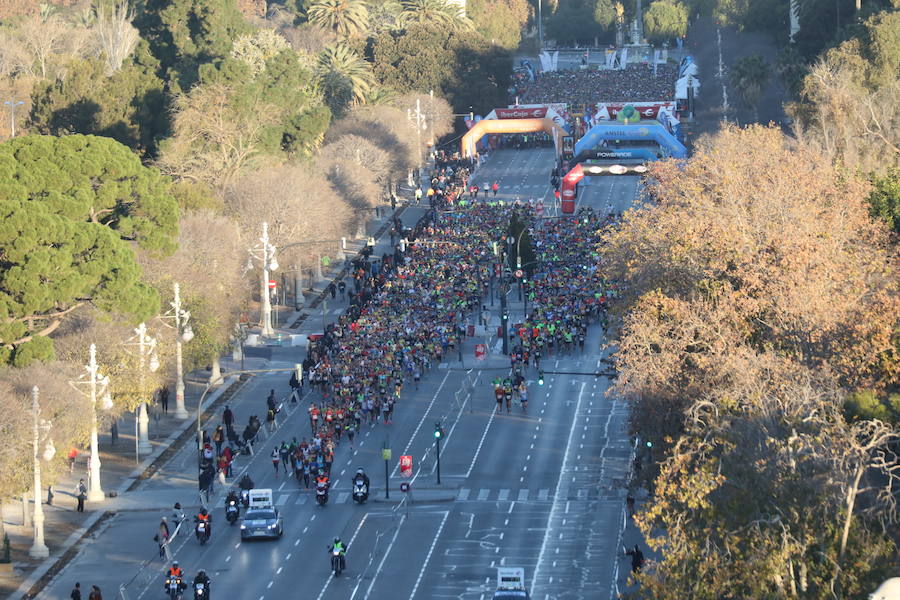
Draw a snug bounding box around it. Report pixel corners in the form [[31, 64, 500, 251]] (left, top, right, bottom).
[[461, 118, 567, 158], [573, 120, 688, 162]]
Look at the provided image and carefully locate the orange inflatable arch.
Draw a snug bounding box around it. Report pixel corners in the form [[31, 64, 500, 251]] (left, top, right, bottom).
[[461, 118, 567, 158]]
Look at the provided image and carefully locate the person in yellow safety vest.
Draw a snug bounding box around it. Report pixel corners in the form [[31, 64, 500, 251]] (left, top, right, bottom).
[[414, 187, 423, 203]]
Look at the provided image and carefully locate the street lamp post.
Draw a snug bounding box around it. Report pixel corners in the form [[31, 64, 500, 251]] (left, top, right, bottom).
[[123, 323, 160, 455], [4, 100, 23, 138], [248, 222, 279, 338], [160, 283, 194, 419], [70, 344, 112, 502], [29, 386, 55, 558]]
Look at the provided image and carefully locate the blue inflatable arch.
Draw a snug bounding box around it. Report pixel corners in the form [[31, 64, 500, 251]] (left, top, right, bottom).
[[573, 121, 688, 161]]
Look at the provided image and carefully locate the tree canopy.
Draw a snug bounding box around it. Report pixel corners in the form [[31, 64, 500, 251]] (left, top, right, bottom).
[[369, 23, 511, 113], [0, 134, 179, 365], [643, 0, 688, 42]]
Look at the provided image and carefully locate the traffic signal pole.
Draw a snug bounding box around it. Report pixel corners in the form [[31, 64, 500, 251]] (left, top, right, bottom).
[[434, 422, 444, 485]]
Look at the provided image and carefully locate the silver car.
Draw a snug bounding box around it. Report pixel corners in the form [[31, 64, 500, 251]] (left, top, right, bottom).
[[240, 508, 283, 539]]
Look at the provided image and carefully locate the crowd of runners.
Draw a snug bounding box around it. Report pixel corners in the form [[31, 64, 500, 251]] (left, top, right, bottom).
[[208, 151, 616, 491]]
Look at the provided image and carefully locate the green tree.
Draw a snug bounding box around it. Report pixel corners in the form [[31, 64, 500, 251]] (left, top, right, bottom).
[[306, 0, 371, 38], [397, 0, 471, 30], [159, 50, 331, 186], [27, 42, 168, 157], [0, 135, 180, 365], [729, 54, 771, 119], [643, 0, 688, 42], [134, 0, 252, 91], [465, 0, 529, 49], [545, 0, 613, 45], [369, 23, 511, 113], [868, 168, 900, 234], [316, 43, 376, 115]]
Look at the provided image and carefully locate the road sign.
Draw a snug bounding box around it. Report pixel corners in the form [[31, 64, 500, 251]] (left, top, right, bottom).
[[382, 448, 392, 461], [475, 344, 487, 361], [268, 279, 277, 289], [514, 269, 524, 279], [399, 455, 413, 477], [400, 482, 410, 493]]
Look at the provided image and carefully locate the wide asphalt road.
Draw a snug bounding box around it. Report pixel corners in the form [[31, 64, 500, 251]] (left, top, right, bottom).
[[39, 148, 639, 600]]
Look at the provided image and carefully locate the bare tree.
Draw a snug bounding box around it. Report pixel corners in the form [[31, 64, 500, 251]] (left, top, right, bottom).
[[92, 0, 139, 74], [157, 81, 282, 189], [138, 210, 249, 382], [225, 164, 355, 295], [14, 12, 89, 79]]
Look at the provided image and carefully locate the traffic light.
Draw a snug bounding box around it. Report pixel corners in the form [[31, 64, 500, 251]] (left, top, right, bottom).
[[646, 440, 652, 448], [434, 422, 444, 439], [538, 371, 545, 385]]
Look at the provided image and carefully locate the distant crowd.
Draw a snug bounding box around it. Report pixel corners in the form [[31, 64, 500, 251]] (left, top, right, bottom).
[[515, 64, 678, 105]]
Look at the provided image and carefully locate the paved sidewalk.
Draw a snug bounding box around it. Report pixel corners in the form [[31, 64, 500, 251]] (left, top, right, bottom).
[[1, 188, 428, 600]]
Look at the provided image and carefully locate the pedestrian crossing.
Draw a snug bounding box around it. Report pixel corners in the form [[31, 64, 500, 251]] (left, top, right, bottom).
[[216, 486, 616, 507], [458, 487, 555, 503]]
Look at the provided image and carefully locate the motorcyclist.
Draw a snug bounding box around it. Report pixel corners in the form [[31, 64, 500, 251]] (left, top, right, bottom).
[[353, 468, 369, 488], [193, 570, 211, 598], [328, 537, 346, 570], [167, 561, 183, 579], [165, 561, 186, 593], [238, 474, 254, 506], [195, 508, 211, 539], [316, 472, 330, 489], [225, 490, 240, 520]]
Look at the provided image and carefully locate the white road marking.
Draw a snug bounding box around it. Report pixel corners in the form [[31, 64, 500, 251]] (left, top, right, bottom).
[[408, 511, 450, 600], [465, 400, 497, 477], [361, 513, 408, 599], [317, 513, 370, 600], [532, 381, 587, 596]]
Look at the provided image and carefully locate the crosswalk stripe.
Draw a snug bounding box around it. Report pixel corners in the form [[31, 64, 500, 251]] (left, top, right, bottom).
[[337, 492, 349, 504], [576, 489, 587, 500], [457, 488, 470, 501], [538, 489, 549, 501], [517, 489, 529, 502], [276, 494, 289, 506], [498, 489, 509, 501], [295, 495, 309, 505], [477, 489, 490, 501]]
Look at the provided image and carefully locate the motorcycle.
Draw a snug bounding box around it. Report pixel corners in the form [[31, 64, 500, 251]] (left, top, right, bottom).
[[330, 548, 345, 577], [193, 582, 208, 599], [164, 576, 184, 600], [316, 481, 329, 506], [352, 478, 368, 504], [240, 489, 250, 508], [225, 500, 239, 525], [196, 520, 210, 545]]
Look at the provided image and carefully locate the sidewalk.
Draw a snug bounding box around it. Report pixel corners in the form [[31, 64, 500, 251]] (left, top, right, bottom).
[[0, 185, 428, 600]]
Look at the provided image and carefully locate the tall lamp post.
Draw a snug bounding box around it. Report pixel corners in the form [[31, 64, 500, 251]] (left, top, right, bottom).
[[248, 222, 279, 338], [29, 386, 55, 558], [123, 323, 160, 455], [70, 344, 113, 502], [4, 99, 23, 137], [159, 283, 194, 419]]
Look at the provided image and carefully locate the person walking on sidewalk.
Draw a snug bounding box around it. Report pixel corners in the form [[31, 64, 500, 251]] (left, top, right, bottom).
[[222, 405, 234, 430], [68, 447, 78, 473], [492, 181, 499, 197], [158, 386, 169, 413], [70, 582, 82, 599], [75, 479, 87, 512], [338, 280, 346, 300], [88, 584, 102, 600]]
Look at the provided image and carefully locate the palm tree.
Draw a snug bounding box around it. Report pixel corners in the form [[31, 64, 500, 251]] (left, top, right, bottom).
[[316, 43, 375, 112], [397, 0, 472, 31], [729, 54, 771, 122], [307, 0, 371, 38]]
